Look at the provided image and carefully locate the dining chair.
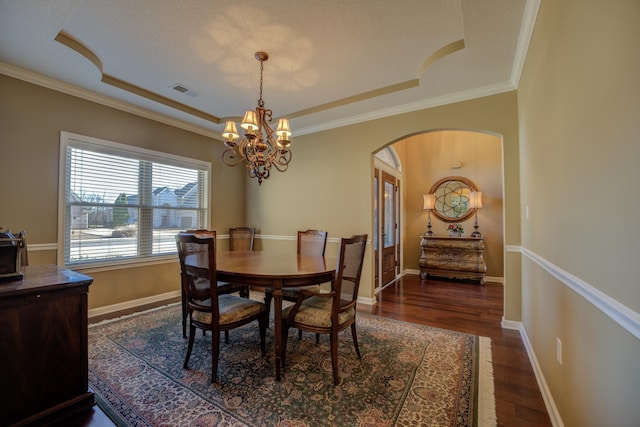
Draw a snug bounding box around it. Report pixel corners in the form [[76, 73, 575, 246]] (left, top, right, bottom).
[[264, 230, 328, 327], [280, 234, 367, 385], [179, 230, 249, 339], [228, 226, 256, 298], [229, 227, 255, 251], [297, 229, 328, 257], [176, 233, 267, 383]]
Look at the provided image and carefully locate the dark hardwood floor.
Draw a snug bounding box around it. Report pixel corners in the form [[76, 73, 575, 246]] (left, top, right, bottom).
[[78, 275, 551, 426]]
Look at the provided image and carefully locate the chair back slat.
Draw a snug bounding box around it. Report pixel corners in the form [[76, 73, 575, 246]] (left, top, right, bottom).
[[297, 230, 328, 256], [229, 227, 255, 251], [182, 229, 216, 256], [175, 233, 218, 315], [334, 234, 367, 303]]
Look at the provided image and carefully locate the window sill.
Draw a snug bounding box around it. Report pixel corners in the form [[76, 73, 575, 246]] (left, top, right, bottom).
[[65, 255, 177, 274]]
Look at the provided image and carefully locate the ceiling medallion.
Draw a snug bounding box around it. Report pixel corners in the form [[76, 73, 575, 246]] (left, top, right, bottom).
[[222, 51, 292, 185]]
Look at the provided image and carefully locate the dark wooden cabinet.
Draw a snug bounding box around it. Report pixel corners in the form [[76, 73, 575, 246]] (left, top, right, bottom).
[[0, 265, 94, 426], [419, 235, 486, 284]]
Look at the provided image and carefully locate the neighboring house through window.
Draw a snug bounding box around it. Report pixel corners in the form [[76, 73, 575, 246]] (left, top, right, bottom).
[[58, 131, 210, 268]]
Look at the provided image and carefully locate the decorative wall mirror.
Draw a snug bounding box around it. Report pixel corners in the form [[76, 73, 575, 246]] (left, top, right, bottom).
[[429, 176, 478, 222]]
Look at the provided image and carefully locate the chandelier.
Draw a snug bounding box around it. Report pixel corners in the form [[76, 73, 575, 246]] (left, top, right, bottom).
[[221, 51, 292, 185]]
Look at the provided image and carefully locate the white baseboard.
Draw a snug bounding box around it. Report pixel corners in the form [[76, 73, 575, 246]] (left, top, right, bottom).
[[357, 295, 377, 306], [500, 317, 521, 330], [504, 318, 564, 427], [88, 290, 180, 319], [403, 269, 503, 284]]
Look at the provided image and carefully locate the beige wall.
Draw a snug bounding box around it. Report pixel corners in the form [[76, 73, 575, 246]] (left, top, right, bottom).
[[246, 92, 521, 318], [0, 74, 246, 309], [394, 130, 504, 278], [518, 0, 640, 425], [0, 75, 521, 317]]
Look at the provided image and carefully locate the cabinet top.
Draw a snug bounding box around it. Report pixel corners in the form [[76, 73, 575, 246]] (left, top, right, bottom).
[[0, 265, 93, 298], [422, 235, 483, 240]]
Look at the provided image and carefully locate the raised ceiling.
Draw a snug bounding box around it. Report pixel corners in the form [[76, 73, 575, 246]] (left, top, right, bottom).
[[0, 0, 537, 138]]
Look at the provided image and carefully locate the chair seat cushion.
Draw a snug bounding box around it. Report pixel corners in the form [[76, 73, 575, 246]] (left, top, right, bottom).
[[192, 294, 264, 325], [282, 296, 354, 328]]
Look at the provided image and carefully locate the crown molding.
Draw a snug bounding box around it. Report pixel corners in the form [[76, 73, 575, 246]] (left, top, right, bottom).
[[0, 62, 221, 140], [295, 80, 516, 136], [2, 55, 520, 140], [510, 0, 542, 86]]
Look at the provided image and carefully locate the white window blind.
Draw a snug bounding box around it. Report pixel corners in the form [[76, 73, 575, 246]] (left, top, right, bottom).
[[59, 132, 210, 268]]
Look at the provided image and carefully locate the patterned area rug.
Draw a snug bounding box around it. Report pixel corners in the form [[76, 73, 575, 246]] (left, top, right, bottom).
[[88, 304, 496, 426]]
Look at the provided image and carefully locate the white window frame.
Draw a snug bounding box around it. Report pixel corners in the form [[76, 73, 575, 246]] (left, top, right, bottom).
[[58, 131, 211, 270]]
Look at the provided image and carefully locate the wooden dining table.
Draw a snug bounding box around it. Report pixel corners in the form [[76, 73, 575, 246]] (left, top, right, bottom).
[[186, 250, 336, 381]]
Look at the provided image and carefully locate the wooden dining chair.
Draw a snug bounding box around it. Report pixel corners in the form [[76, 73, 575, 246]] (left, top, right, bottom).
[[176, 233, 267, 383], [227, 226, 256, 297], [264, 230, 328, 327], [229, 227, 255, 251], [179, 230, 249, 338], [297, 229, 328, 256], [280, 234, 367, 385]]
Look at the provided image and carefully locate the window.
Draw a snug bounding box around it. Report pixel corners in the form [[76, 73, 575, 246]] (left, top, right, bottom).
[[58, 132, 210, 268]]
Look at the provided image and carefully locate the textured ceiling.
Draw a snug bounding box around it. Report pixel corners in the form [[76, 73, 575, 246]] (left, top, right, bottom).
[[0, 0, 536, 137]]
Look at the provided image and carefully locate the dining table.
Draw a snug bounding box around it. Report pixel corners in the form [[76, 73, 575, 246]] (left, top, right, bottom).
[[186, 250, 336, 381]]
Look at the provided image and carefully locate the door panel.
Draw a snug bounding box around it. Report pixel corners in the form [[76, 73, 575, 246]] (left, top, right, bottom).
[[381, 171, 397, 285], [374, 169, 379, 283]]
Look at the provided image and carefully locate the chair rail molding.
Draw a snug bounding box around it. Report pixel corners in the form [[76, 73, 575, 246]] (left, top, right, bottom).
[[506, 245, 640, 341], [28, 243, 58, 251]]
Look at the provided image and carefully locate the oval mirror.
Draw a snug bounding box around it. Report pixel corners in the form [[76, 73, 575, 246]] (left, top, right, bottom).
[[429, 176, 478, 222]]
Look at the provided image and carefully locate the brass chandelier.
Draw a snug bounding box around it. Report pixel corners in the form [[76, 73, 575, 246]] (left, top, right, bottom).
[[221, 51, 292, 185]]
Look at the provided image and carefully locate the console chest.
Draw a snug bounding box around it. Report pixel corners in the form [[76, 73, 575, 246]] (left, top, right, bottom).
[[419, 235, 486, 284]]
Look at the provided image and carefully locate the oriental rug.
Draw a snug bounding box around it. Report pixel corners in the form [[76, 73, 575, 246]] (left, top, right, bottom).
[[88, 304, 496, 426]]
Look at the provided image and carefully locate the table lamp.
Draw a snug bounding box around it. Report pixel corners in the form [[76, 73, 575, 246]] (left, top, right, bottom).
[[423, 194, 435, 236], [468, 191, 483, 237]]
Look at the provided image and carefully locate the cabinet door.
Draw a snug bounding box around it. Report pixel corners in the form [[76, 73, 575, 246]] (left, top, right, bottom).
[[0, 288, 89, 424]]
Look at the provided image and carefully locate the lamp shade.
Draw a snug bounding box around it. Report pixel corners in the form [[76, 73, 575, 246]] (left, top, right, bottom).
[[275, 118, 292, 139], [222, 121, 239, 140], [468, 191, 483, 209], [423, 193, 435, 210], [241, 110, 258, 131]]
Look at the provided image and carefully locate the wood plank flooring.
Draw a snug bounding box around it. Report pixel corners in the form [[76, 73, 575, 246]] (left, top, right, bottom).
[[78, 275, 552, 426], [365, 275, 552, 427]]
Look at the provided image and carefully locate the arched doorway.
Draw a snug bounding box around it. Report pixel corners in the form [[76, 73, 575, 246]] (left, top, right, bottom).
[[373, 129, 504, 293]]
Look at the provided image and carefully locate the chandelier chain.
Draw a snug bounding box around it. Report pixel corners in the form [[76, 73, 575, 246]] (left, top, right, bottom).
[[258, 59, 265, 108]]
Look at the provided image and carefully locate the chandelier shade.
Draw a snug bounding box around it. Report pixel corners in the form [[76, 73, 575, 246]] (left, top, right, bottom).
[[222, 51, 292, 185]]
